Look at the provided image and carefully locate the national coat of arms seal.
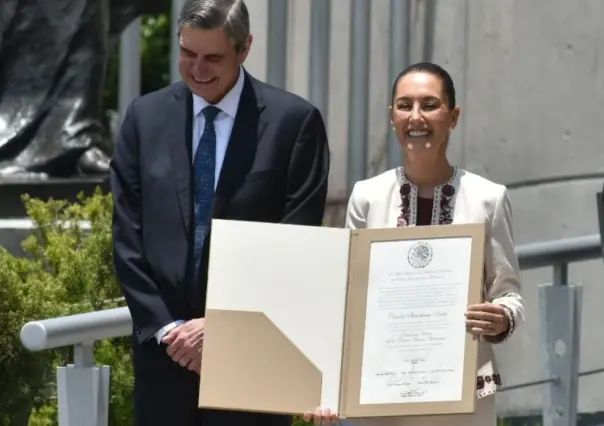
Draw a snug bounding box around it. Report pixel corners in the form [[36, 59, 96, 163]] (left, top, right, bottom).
[[407, 241, 433, 269]]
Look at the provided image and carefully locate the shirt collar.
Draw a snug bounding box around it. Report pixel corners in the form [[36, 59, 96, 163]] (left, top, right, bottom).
[[192, 66, 245, 119]]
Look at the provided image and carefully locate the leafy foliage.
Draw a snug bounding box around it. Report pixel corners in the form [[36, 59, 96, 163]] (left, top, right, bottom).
[[0, 189, 133, 426]]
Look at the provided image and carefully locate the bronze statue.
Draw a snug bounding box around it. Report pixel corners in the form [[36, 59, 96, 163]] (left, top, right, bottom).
[[0, 0, 166, 179]]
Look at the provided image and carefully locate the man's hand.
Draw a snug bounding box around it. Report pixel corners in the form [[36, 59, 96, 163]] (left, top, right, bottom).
[[162, 318, 205, 373], [465, 303, 509, 337]]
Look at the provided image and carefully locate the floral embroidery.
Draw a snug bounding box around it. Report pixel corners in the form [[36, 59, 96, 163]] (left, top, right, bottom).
[[395, 167, 458, 227], [477, 374, 502, 390], [397, 183, 412, 227], [439, 184, 456, 224]]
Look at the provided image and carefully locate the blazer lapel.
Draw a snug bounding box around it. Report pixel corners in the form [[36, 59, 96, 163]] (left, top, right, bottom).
[[166, 83, 194, 234], [213, 72, 267, 218]]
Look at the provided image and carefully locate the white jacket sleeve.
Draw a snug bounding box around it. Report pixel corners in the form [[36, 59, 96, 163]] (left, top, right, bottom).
[[484, 187, 524, 342]]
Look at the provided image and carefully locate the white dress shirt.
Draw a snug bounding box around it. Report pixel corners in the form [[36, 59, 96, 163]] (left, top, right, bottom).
[[153, 67, 245, 344]]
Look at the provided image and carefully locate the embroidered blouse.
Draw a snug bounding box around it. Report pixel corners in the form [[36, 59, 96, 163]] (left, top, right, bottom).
[[396, 166, 457, 227], [394, 165, 509, 392]]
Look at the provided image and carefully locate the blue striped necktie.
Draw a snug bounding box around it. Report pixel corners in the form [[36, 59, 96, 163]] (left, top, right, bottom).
[[190, 105, 221, 282]]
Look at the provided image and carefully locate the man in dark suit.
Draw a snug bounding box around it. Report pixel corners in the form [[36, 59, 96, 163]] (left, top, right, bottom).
[[109, 0, 330, 425]]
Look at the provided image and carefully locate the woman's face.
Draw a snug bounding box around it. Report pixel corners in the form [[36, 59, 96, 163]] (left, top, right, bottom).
[[390, 71, 459, 153]]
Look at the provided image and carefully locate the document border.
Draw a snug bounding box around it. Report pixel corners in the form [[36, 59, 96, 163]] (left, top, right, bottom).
[[339, 223, 486, 418]]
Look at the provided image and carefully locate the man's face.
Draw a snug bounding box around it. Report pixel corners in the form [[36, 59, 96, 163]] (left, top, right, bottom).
[[178, 26, 251, 103]]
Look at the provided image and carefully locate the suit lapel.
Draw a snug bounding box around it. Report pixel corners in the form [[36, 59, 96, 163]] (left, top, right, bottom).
[[213, 72, 267, 218], [167, 83, 194, 234], [166, 73, 268, 231]]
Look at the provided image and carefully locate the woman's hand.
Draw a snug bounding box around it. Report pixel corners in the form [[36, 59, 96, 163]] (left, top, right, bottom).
[[465, 303, 509, 337], [303, 407, 339, 425]]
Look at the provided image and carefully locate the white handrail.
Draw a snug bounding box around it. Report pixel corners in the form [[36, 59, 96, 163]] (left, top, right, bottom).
[[20, 307, 131, 351]]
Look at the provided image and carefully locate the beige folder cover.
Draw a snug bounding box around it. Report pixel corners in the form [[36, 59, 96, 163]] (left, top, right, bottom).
[[199, 219, 351, 415], [199, 220, 485, 418], [200, 309, 321, 414]]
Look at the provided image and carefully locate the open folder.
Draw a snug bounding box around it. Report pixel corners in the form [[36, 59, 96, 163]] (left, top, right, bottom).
[[198, 219, 485, 419]]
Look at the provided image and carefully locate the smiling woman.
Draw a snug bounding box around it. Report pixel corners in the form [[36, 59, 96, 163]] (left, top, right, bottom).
[[305, 62, 525, 426], [394, 67, 454, 135], [389, 62, 460, 199]]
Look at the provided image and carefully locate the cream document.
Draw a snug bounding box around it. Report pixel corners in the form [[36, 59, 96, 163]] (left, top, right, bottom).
[[359, 237, 473, 405]]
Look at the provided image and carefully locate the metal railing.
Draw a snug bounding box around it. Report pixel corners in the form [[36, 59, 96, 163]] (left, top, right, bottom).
[[21, 306, 131, 352], [19, 232, 604, 426]]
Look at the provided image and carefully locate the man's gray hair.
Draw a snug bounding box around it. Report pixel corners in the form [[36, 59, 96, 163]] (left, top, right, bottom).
[[178, 0, 250, 51]]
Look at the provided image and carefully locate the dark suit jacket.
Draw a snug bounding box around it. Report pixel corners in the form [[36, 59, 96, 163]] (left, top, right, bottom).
[[110, 71, 330, 346]]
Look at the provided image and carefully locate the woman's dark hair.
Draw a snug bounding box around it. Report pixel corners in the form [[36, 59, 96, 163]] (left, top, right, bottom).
[[391, 62, 456, 109]]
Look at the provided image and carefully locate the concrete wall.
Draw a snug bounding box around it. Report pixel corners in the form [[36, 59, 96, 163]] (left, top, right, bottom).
[[241, 0, 604, 417]]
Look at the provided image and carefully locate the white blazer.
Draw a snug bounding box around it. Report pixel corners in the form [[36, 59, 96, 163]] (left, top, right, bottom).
[[345, 166, 524, 398]]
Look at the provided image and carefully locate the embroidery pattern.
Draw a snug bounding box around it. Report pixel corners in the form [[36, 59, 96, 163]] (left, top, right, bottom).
[[498, 304, 516, 343], [395, 167, 458, 227], [477, 374, 502, 390]]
